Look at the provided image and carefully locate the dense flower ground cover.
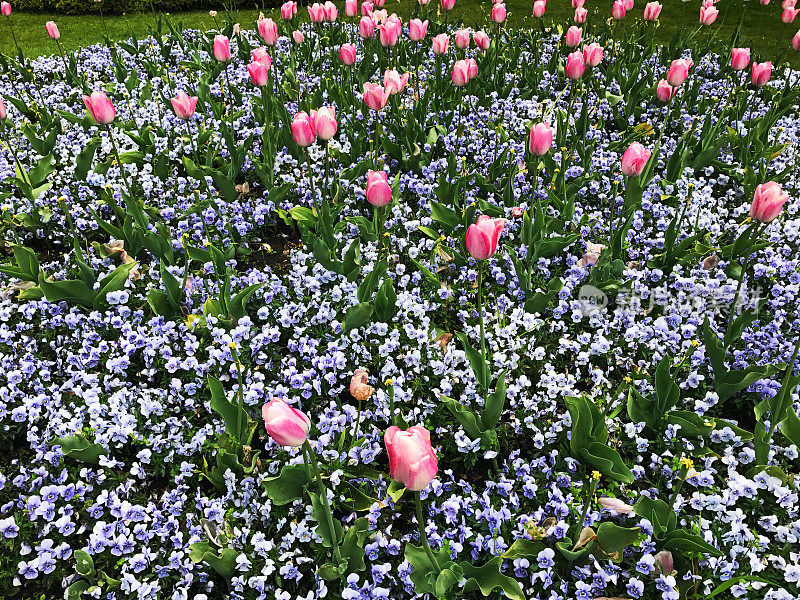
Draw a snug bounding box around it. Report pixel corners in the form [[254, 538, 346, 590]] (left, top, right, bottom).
[[1, 0, 800, 599]]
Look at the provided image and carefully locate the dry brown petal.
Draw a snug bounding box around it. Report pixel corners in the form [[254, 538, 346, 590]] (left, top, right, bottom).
[[572, 526, 597, 550], [350, 369, 375, 402], [2, 280, 36, 300], [434, 332, 453, 349], [702, 254, 719, 270]]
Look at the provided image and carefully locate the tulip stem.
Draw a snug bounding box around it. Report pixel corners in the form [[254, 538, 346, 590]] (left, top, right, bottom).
[[303, 440, 343, 566], [765, 335, 800, 453], [477, 261, 487, 394], [576, 475, 599, 533], [414, 491, 441, 573], [324, 140, 330, 205], [229, 344, 246, 445], [304, 147, 317, 210], [261, 85, 274, 186], [351, 398, 363, 448], [5, 16, 22, 61], [106, 125, 136, 201], [725, 222, 762, 343], [0, 125, 32, 188]]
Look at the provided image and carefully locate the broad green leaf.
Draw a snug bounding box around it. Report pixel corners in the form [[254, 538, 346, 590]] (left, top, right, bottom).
[[261, 463, 311, 506], [460, 557, 526, 600], [56, 434, 105, 464], [309, 491, 344, 548]]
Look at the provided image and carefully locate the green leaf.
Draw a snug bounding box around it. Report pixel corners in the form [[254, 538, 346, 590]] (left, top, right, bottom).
[[579, 442, 635, 484], [56, 434, 105, 464], [261, 463, 311, 505], [455, 331, 489, 392], [430, 199, 460, 233], [633, 497, 676, 538], [594, 522, 641, 560], [316, 562, 347, 581], [460, 557, 526, 600], [404, 543, 453, 595], [662, 529, 722, 556], [309, 491, 344, 548], [207, 375, 251, 442], [707, 575, 779, 597], [38, 273, 96, 307], [339, 517, 370, 573], [435, 568, 462, 597], [93, 261, 138, 308], [67, 581, 91, 600], [387, 480, 406, 502], [74, 550, 95, 577], [441, 396, 484, 439], [343, 302, 374, 333], [187, 543, 240, 581], [501, 538, 545, 560], [482, 370, 507, 430]]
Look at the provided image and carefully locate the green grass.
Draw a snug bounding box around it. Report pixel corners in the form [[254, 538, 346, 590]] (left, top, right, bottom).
[[0, 0, 798, 66]]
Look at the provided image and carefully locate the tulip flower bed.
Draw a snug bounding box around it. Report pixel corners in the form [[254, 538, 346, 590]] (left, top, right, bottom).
[[2, 2, 800, 600]]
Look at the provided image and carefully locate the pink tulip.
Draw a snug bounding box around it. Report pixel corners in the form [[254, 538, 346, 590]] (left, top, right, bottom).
[[750, 182, 788, 223], [409, 18, 428, 41], [419, 0, 431, 5], [761, 0, 770, 4], [574, 6, 587, 22], [1, 2, 10, 16], [667, 58, 691, 87], [572, 0, 585, 7], [432, 33, 450, 54], [361, 1, 374, 15], [620, 142, 651, 176], [366, 170, 392, 206], [528, 122, 553, 156], [466, 215, 504, 260], [247, 61, 270, 87], [451, 59, 471, 86], [45, 21, 60, 40], [565, 51, 585, 80], [213, 35, 231, 62], [170, 91, 198, 120], [730, 47, 750, 71], [257, 18, 279, 45], [598, 497, 633, 513], [311, 107, 337, 141], [455, 28, 471, 49], [652, 551, 675, 576], [643, 1, 662, 20], [251, 47, 272, 69], [699, 5, 718, 25], [379, 19, 401, 46], [784, 0, 797, 8], [782, 7, 799, 22], [308, 3, 325, 22], [441, 0, 455, 11], [383, 69, 409, 95], [292, 30, 305, 44], [656, 79, 675, 102], [359, 16, 375, 38], [582, 42, 603, 67], [624, 0, 634, 9], [491, 2, 507, 23], [793, 30, 800, 51], [82, 91, 115, 125], [363, 82, 388, 110], [751, 61, 772, 86], [262, 399, 311, 447], [384, 426, 438, 491], [565, 25, 582, 47], [612, 0, 626, 19], [473, 30, 490, 50], [340, 43, 357, 65], [373, 0, 385, 7], [533, 0, 546, 17], [0, 98, 6, 121], [291, 111, 316, 146], [467, 58, 478, 79], [345, 0, 357, 16], [281, 0, 297, 19], [324, 1, 338, 21]]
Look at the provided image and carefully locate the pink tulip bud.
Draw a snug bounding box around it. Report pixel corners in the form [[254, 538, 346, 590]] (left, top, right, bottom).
[[441, 0, 455, 11], [308, 3, 325, 22], [730, 47, 750, 71], [213, 35, 231, 62], [533, 0, 546, 17], [0, 98, 6, 121], [656, 79, 675, 102], [383, 69, 409, 95], [451, 59, 471, 86], [528, 122, 553, 156], [467, 58, 478, 78], [598, 497, 634, 513], [82, 91, 115, 125], [291, 111, 316, 146], [784, 0, 797, 8], [751, 61, 772, 86], [292, 30, 305, 43], [582, 42, 603, 67], [643, 1, 662, 20], [340, 43, 357, 65], [466, 215, 504, 260], [361, 1, 374, 15], [473, 30, 491, 50], [345, 0, 357, 16], [565, 25, 582, 47], [366, 169, 392, 206], [251, 47, 272, 69], [667, 58, 691, 87], [432, 33, 450, 54], [281, 0, 297, 19], [782, 7, 799, 22], [311, 106, 337, 141], [620, 142, 651, 176], [491, 2, 507, 23], [359, 16, 375, 37], [324, 1, 338, 21], [257, 18, 279, 45], [565, 50, 585, 80], [350, 369, 375, 401], [651, 551, 675, 576], [612, 0, 626, 19], [45, 21, 60, 40], [363, 82, 388, 110], [419, 0, 431, 5], [262, 398, 311, 447], [373, 0, 385, 7], [384, 426, 438, 491], [750, 182, 788, 223], [793, 30, 800, 51], [170, 91, 198, 120], [574, 6, 587, 22], [572, 0, 585, 7], [409, 18, 428, 41], [761, 0, 770, 4], [455, 28, 471, 49], [624, 0, 634, 9], [1, 2, 10, 16], [379, 19, 401, 46], [247, 61, 270, 87], [699, 5, 718, 25]]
